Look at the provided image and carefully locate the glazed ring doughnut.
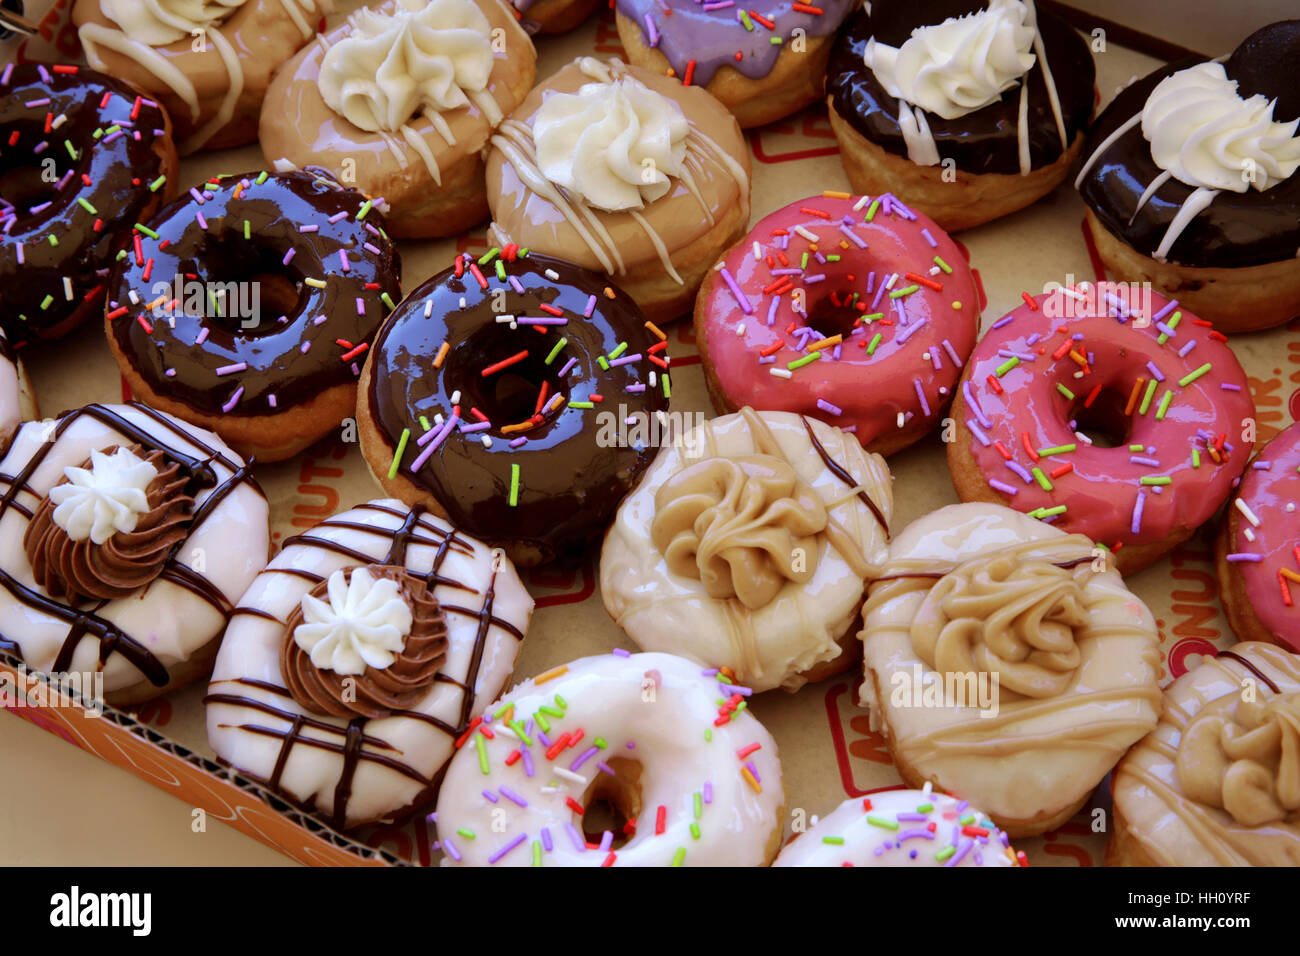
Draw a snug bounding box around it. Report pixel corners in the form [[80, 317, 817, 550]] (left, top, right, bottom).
[[508, 0, 599, 34], [74, 0, 331, 153], [358, 250, 668, 568], [948, 287, 1254, 575], [0, 62, 178, 344], [695, 192, 980, 456], [433, 650, 785, 866], [0, 328, 37, 442], [206, 498, 534, 831], [0, 402, 268, 706], [773, 787, 1025, 867], [105, 168, 402, 464]]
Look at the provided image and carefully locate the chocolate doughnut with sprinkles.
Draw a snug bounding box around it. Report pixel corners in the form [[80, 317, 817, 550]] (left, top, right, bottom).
[[0, 403, 268, 707], [358, 250, 670, 567], [948, 286, 1254, 575], [105, 168, 401, 463], [0, 62, 178, 344]]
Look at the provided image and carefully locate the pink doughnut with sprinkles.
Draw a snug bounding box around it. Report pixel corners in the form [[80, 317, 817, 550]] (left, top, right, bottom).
[[949, 286, 1254, 575], [694, 192, 980, 457]]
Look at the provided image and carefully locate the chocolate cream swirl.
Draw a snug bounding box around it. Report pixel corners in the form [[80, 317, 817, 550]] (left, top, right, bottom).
[[1177, 691, 1300, 827], [910, 549, 1093, 699], [650, 454, 828, 610], [23, 445, 192, 603], [280, 564, 448, 719]]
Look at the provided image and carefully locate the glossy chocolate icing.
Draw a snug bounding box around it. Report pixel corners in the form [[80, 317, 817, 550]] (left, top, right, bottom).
[[108, 168, 401, 416], [367, 253, 669, 565], [0, 63, 173, 344], [1078, 21, 1300, 269], [826, 0, 1094, 176]]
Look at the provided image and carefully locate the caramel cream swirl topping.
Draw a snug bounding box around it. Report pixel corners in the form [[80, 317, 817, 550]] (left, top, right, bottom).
[[651, 455, 827, 610]]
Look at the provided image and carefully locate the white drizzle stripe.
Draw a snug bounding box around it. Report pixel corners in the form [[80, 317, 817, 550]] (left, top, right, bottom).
[[400, 123, 442, 185], [1023, 0, 1067, 149], [897, 100, 939, 166], [79, 22, 202, 121], [1074, 111, 1143, 189], [1016, 79, 1031, 175], [1130, 169, 1173, 223], [1154, 186, 1219, 262]]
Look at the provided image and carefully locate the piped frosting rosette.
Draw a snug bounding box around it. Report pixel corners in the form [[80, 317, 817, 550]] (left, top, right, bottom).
[[601, 408, 893, 693], [858, 503, 1162, 837]]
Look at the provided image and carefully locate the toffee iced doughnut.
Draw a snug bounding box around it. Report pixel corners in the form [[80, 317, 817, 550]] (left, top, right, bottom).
[[509, 0, 598, 34]]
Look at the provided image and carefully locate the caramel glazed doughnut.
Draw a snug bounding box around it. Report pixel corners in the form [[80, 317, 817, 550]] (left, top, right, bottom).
[[1109, 642, 1300, 866], [601, 408, 894, 693], [74, 0, 332, 154], [105, 168, 402, 464], [0, 403, 268, 707], [507, 0, 599, 36], [486, 56, 751, 326], [825, 0, 1094, 232], [433, 651, 785, 866], [859, 503, 1162, 838], [261, 0, 537, 239], [1076, 21, 1300, 332], [206, 499, 534, 831], [0, 62, 178, 345]]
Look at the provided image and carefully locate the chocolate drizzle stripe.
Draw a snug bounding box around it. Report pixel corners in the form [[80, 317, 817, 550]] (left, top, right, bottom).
[[332, 719, 367, 830], [799, 415, 889, 533], [1216, 650, 1282, 695], [204, 691, 402, 749], [226, 723, 428, 786]]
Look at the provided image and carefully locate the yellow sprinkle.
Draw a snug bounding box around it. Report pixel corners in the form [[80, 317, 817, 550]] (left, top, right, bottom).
[[807, 334, 842, 352], [644, 320, 667, 341], [952, 301, 962, 310], [1282, 569, 1300, 585], [822, 190, 851, 199], [304, 277, 327, 288], [741, 767, 762, 794]]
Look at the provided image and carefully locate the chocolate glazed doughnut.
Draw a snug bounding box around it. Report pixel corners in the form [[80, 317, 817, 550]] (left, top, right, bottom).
[[105, 168, 401, 463], [359, 251, 670, 567], [0, 63, 178, 344]]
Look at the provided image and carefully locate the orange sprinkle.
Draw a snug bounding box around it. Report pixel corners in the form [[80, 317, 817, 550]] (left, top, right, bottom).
[[741, 766, 762, 794], [1049, 462, 1074, 479], [604, 287, 616, 299], [799, 206, 831, 219], [759, 341, 783, 357], [1124, 377, 1146, 416], [432, 341, 450, 369], [534, 665, 568, 685], [904, 272, 942, 292], [807, 334, 842, 352]]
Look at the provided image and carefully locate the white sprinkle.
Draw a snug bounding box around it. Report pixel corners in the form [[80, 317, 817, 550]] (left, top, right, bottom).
[[51, 112, 67, 130], [128, 289, 140, 305], [495, 314, 516, 324], [753, 241, 762, 260], [885, 272, 899, 289], [1288, 503, 1296, 513], [896, 412, 905, 428], [1075, 432, 1093, 445], [852, 195, 869, 211], [424, 301, 433, 319], [434, 413, 444, 426], [1244, 528, 1257, 542], [736, 323, 745, 336], [649, 371, 657, 387], [63, 276, 73, 301], [459, 297, 466, 309], [929, 266, 942, 276], [1235, 498, 1262, 527], [793, 225, 819, 243], [769, 367, 793, 379], [450, 390, 461, 404], [545, 268, 560, 280], [481, 435, 492, 448], [553, 767, 586, 784]]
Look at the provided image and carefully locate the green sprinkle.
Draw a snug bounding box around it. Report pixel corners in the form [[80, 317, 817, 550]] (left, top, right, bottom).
[[1138, 378, 1159, 415], [1056, 383, 1075, 400], [39, 294, 53, 311], [826, 254, 841, 262], [544, 338, 568, 364], [596, 356, 610, 371], [92, 128, 104, 140], [64, 140, 77, 160], [255, 171, 269, 185], [690, 823, 701, 840], [243, 220, 251, 240], [1159, 312, 1183, 342], [105, 125, 121, 137], [867, 332, 883, 355], [788, 352, 822, 371], [554, 695, 566, 709], [381, 292, 396, 310], [1032, 467, 1053, 491], [935, 846, 957, 863], [958, 813, 975, 826], [532, 841, 542, 867], [134, 223, 159, 240], [47, 235, 57, 247], [539, 705, 563, 718], [495, 260, 506, 281], [739, 8, 754, 29], [1140, 476, 1172, 486], [149, 175, 166, 192], [890, 284, 920, 299], [933, 256, 952, 274], [509, 719, 532, 746], [1037, 443, 1077, 456], [356, 199, 373, 220], [704, 729, 712, 742], [533, 711, 551, 733], [822, 836, 846, 845], [204, 182, 220, 191], [671, 847, 686, 866], [995, 356, 1019, 377], [593, 737, 607, 749], [568, 401, 594, 409], [387, 428, 410, 479], [608, 341, 628, 360], [1192, 449, 1201, 468], [517, 247, 529, 257], [863, 312, 884, 322], [509, 463, 520, 507], [1178, 363, 1212, 387], [915, 803, 934, 813], [866, 815, 899, 831], [694, 792, 703, 819], [1155, 389, 1173, 420], [457, 828, 476, 839], [1030, 505, 1067, 518], [77, 197, 97, 215], [475, 733, 489, 775], [662, 373, 671, 398], [1129, 443, 1145, 452], [478, 247, 499, 265], [865, 199, 879, 222], [419, 415, 431, 432], [800, 251, 809, 270], [769, 36, 782, 44]]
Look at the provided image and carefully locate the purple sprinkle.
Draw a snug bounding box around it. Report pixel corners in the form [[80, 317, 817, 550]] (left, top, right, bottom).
[[719, 267, 753, 314], [966, 420, 991, 446], [1253, 461, 1273, 470], [1155, 322, 1176, 338], [1177, 339, 1197, 357], [499, 787, 528, 808], [356, 297, 365, 316], [920, 227, 938, 247], [1129, 456, 1161, 467], [565, 823, 585, 852], [327, 210, 348, 224], [508, 436, 528, 448], [803, 273, 826, 285], [24, 96, 50, 108], [442, 837, 462, 862], [1145, 361, 1165, 382], [364, 242, 381, 255], [214, 361, 246, 376], [597, 762, 615, 776], [1220, 383, 1242, 391], [584, 294, 597, 317], [459, 421, 491, 434], [522, 748, 535, 778], [896, 318, 928, 345], [964, 380, 990, 428], [989, 478, 1018, 496], [1226, 553, 1263, 562], [559, 357, 578, 377], [897, 828, 936, 842], [482, 790, 499, 803], [1131, 491, 1146, 535], [281, 247, 296, 266], [339, 249, 350, 272], [612, 647, 631, 657], [991, 314, 1015, 329], [570, 746, 599, 772], [1152, 298, 1179, 322], [609, 353, 642, 367], [769, 268, 802, 275], [487, 833, 527, 864], [838, 223, 867, 248], [626, 383, 647, 392], [816, 398, 843, 416], [508, 276, 525, 294], [913, 379, 931, 416], [703, 782, 713, 804], [643, 13, 659, 46], [299, 224, 319, 233], [0, 63, 12, 86], [189, 187, 205, 204], [221, 386, 244, 413], [944, 837, 974, 867], [598, 830, 614, 852], [1006, 460, 1033, 483], [897, 812, 926, 822]]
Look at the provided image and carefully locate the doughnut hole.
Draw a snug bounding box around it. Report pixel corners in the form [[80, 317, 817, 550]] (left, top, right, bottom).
[[580, 757, 643, 849], [446, 331, 571, 431], [191, 236, 307, 336], [1070, 386, 1132, 449], [805, 290, 861, 340]]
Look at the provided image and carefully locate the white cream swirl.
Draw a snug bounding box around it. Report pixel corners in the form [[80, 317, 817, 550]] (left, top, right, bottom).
[[318, 0, 494, 133], [292, 567, 414, 675], [101, 0, 247, 46], [1142, 61, 1300, 193], [532, 73, 689, 212], [49, 447, 158, 545], [864, 0, 1036, 121]]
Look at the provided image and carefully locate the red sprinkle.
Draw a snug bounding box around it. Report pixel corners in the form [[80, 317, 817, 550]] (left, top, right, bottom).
[[994, 441, 1012, 461], [986, 374, 1004, 395], [682, 59, 696, 86], [1049, 462, 1074, 479], [749, 10, 775, 28], [135, 315, 152, 335], [504, 749, 522, 766], [480, 350, 529, 377], [566, 796, 585, 816], [1021, 292, 1038, 310], [905, 272, 942, 292], [538, 303, 564, 317], [340, 342, 368, 362], [468, 262, 488, 290], [799, 206, 831, 219], [601, 852, 616, 868], [52, 64, 79, 75], [655, 805, 667, 835], [453, 717, 482, 749], [1021, 432, 1039, 462], [1084, 383, 1102, 408]]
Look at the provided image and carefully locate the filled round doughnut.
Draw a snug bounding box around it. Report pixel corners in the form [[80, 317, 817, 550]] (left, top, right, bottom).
[[261, 0, 537, 239], [0, 62, 178, 345], [601, 408, 893, 692], [1109, 642, 1300, 866], [695, 192, 980, 456], [773, 786, 1025, 866], [0, 328, 37, 443], [1076, 21, 1300, 332], [206, 498, 534, 831], [433, 650, 785, 866], [826, 0, 1095, 231], [358, 250, 668, 568], [74, 0, 331, 153], [613, 0, 858, 129], [0, 402, 268, 706], [859, 503, 1162, 837], [1217, 421, 1300, 654], [485, 56, 751, 326], [948, 287, 1254, 575], [105, 168, 402, 464], [508, 0, 599, 34]]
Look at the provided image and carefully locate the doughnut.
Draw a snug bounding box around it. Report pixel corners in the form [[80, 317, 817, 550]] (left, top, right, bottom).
[[948, 287, 1254, 576], [1216, 421, 1300, 654], [694, 192, 980, 457], [602, 408, 893, 692], [826, 0, 1094, 231], [613, 0, 857, 129], [1109, 642, 1300, 866], [74, 0, 331, 154], [0, 62, 178, 345], [1076, 21, 1300, 332], [485, 56, 751, 326], [105, 168, 402, 464], [260, 0, 537, 239], [433, 650, 785, 866], [358, 250, 668, 568], [0, 328, 37, 443], [773, 786, 1025, 866], [206, 498, 534, 830], [509, 0, 599, 35], [859, 503, 1161, 837], [0, 402, 268, 706]]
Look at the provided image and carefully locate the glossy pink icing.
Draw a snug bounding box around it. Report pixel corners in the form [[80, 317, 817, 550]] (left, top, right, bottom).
[[699, 194, 979, 449], [956, 288, 1254, 551]]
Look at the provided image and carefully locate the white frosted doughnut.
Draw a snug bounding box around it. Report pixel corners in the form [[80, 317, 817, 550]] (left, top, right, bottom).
[[434, 650, 785, 866], [0, 402, 267, 703], [0, 328, 35, 441], [206, 499, 534, 830], [601, 408, 893, 692], [773, 786, 1023, 867]]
